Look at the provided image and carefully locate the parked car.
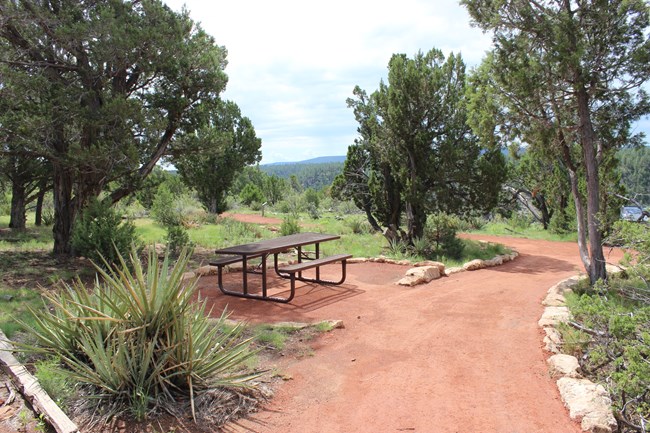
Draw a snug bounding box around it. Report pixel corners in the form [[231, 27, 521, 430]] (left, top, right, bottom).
[[621, 206, 648, 222]]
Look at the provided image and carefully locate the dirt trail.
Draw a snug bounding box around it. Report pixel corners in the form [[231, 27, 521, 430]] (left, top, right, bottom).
[[197, 231, 623, 433]]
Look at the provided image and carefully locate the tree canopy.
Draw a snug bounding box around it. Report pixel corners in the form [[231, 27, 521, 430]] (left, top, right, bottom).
[[174, 100, 261, 214], [0, 0, 238, 254], [334, 48, 506, 241], [462, 0, 650, 283]]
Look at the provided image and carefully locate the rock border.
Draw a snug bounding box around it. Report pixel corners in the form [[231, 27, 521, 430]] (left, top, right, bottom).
[[185, 249, 521, 284], [539, 275, 617, 433]]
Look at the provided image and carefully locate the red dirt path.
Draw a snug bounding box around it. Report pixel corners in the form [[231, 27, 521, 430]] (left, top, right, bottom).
[[197, 219, 624, 433]]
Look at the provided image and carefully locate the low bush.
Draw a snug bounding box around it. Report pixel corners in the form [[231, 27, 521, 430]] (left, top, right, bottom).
[[23, 248, 260, 421], [166, 225, 192, 256], [70, 198, 140, 268], [562, 220, 650, 431], [279, 216, 300, 236], [423, 213, 464, 259]]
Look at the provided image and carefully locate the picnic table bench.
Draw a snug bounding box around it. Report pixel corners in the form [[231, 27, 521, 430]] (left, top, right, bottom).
[[211, 232, 352, 303]]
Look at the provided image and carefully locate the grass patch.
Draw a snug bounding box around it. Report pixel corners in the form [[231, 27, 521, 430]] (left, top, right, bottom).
[[469, 220, 577, 242], [253, 324, 301, 350], [0, 287, 44, 338]]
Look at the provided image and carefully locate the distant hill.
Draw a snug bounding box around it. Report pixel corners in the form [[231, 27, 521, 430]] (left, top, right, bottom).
[[263, 155, 346, 166], [260, 158, 345, 190]]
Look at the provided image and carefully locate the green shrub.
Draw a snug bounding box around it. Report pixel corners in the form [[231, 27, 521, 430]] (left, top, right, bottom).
[[548, 209, 575, 235], [566, 290, 649, 428], [411, 236, 429, 258], [0, 190, 9, 216], [304, 188, 320, 209], [150, 184, 204, 228], [279, 216, 300, 236], [307, 203, 320, 219], [424, 213, 464, 259], [166, 225, 191, 256], [345, 217, 371, 235], [508, 212, 533, 229], [24, 248, 259, 421], [70, 198, 140, 267], [239, 184, 264, 206]]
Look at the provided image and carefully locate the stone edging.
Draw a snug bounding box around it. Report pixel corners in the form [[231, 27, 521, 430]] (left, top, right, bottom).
[[539, 276, 617, 433], [185, 246, 520, 285]]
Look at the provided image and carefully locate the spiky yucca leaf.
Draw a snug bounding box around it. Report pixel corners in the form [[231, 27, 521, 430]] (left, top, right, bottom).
[[24, 247, 260, 421]]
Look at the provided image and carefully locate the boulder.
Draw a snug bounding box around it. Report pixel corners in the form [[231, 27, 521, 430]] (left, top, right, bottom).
[[195, 265, 217, 276], [483, 256, 503, 267], [444, 266, 464, 276], [413, 260, 446, 273], [538, 306, 571, 327], [548, 354, 581, 378], [397, 265, 441, 286], [557, 377, 617, 433], [463, 259, 486, 271], [543, 327, 563, 353], [348, 257, 368, 264]]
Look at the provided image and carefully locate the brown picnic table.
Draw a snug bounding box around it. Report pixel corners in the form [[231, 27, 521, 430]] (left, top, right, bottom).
[[212, 232, 352, 303]]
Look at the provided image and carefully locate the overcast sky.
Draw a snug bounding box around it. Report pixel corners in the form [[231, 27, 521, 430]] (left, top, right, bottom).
[[163, 0, 648, 164], [161, 0, 493, 163]]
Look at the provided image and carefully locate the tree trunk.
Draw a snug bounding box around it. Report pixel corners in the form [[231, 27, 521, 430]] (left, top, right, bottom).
[[52, 163, 76, 255], [9, 181, 26, 230], [34, 182, 47, 226], [533, 193, 551, 230], [363, 202, 382, 232], [576, 85, 607, 284], [568, 168, 591, 273]]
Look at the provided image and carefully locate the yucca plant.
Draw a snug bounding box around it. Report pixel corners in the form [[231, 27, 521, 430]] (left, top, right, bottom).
[[24, 247, 260, 421]]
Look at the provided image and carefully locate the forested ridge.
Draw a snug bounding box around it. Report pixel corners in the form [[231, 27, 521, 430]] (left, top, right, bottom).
[[260, 161, 343, 191]]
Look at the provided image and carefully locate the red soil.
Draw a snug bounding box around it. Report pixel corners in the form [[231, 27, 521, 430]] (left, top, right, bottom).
[[197, 217, 624, 433]]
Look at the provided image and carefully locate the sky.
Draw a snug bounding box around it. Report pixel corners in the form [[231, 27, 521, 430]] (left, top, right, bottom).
[[162, 0, 649, 164], [162, 0, 494, 164]]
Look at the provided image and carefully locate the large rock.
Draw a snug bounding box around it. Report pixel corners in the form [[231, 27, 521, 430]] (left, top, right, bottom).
[[483, 256, 503, 267], [557, 377, 617, 433], [543, 275, 582, 306], [543, 327, 563, 353], [396, 266, 441, 286], [444, 266, 464, 276], [195, 265, 217, 276], [538, 306, 571, 327], [413, 260, 446, 273], [463, 259, 486, 271], [348, 257, 368, 264], [548, 354, 581, 378]]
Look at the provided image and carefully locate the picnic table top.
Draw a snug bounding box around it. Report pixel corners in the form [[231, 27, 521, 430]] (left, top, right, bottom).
[[214, 232, 340, 256]]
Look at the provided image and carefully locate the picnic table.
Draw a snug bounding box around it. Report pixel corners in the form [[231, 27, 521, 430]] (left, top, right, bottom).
[[212, 232, 352, 303]]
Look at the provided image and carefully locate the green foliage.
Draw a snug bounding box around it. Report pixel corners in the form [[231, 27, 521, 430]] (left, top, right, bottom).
[[462, 0, 650, 283], [239, 184, 264, 207], [618, 147, 650, 205], [345, 217, 372, 235], [175, 100, 262, 214], [0, 0, 231, 254], [279, 216, 301, 236], [166, 226, 192, 256], [34, 357, 75, 409], [70, 198, 140, 268], [0, 287, 43, 338], [566, 289, 650, 428], [260, 162, 344, 191], [304, 188, 320, 208], [338, 49, 506, 240], [150, 183, 203, 229], [23, 249, 259, 420], [423, 213, 464, 259], [262, 175, 287, 205]]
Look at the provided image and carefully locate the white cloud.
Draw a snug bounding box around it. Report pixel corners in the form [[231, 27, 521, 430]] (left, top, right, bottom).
[[164, 0, 493, 163]]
